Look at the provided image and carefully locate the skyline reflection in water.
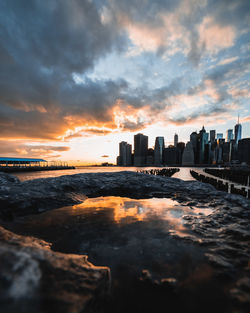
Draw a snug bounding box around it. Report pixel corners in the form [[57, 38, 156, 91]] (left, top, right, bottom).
[[70, 196, 212, 235], [4, 196, 213, 243]]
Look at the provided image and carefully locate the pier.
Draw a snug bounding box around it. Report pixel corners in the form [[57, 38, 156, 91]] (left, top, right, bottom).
[[190, 168, 250, 199], [0, 157, 75, 173]]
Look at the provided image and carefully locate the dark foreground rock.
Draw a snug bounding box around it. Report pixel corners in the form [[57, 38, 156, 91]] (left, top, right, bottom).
[[0, 226, 110, 313], [0, 171, 249, 219], [0, 171, 249, 313]]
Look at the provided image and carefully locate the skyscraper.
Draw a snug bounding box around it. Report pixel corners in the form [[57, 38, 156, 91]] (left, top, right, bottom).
[[226, 129, 233, 142], [210, 130, 216, 143], [190, 131, 198, 164], [119, 141, 132, 166], [134, 133, 148, 166], [182, 141, 194, 165], [176, 142, 185, 164], [198, 126, 206, 164], [154, 136, 165, 165], [234, 115, 242, 144], [174, 133, 178, 147], [238, 138, 250, 165]]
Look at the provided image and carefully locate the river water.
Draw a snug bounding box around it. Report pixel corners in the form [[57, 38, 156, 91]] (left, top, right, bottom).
[[14, 166, 197, 181]]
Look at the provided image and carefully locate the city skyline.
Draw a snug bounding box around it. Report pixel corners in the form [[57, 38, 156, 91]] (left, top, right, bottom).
[[0, 0, 249, 164], [117, 121, 249, 167], [117, 120, 245, 152]]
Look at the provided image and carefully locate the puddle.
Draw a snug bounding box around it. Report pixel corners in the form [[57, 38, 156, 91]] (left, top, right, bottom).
[[8, 196, 212, 241], [1, 196, 212, 274]]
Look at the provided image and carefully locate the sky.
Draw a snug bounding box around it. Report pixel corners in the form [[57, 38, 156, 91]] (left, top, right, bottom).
[[0, 0, 249, 165]]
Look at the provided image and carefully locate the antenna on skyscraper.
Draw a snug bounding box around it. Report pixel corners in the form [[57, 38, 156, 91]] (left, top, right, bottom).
[[238, 113, 240, 124]]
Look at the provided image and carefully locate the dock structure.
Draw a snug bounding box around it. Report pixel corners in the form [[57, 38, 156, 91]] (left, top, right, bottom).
[[0, 157, 75, 173], [190, 169, 250, 199]]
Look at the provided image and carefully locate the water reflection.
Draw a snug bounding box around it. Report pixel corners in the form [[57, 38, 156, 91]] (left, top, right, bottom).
[[2, 195, 218, 313], [4, 196, 213, 244], [70, 197, 212, 235]]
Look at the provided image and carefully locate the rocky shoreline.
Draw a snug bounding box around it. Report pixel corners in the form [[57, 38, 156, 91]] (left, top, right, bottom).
[[0, 171, 249, 312], [0, 171, 248, 219]]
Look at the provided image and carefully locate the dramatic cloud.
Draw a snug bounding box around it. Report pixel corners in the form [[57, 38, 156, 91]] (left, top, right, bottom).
[[0, 0, 249, 160]]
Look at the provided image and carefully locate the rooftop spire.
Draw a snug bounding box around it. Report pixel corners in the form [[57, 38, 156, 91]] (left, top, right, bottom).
[[238, 113, 240, 124]]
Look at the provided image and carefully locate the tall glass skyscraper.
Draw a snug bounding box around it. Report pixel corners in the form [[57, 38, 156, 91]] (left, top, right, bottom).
[[226, 129, 233, 142], [210, 130, 216, 143], [234, 123, 242, 144], [154, 136, 165, 165]]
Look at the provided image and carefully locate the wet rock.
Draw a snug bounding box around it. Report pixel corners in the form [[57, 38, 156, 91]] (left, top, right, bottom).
[[0, 226, 110, 313], [205, 253, 233, 269], [0, 172, 20, 185]]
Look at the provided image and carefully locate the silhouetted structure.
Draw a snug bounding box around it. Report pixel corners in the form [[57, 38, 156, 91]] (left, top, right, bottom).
[[238, 138, 250, 165], [118, 141, 132, 166], [182, 142, 194, 165], [210, 130, 216, 143], [147, 148, 154, 165], [176, 142, 185, 164], [134, 133, 148, 166], [234, 116, 242, 144], [198, 126, 207, 164], [154, 136, 165, 165], [163, 146, 178, 165], [117, 122, 248, 166], [174, 133, 178, 147]]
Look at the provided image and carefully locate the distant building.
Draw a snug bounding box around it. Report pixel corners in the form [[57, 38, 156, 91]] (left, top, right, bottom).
[[126, 144, 132, 165], [217, 133, 223, 140], [216, 138, 225, 164], [176, 142, 185, 164], [234, 119, 242, 144], [182, 141, 194, 166], [163, 146, 178, 165], [118, 141, 132, 166], [238, 138, 250, 165], [174, 133, 178, 147], [190, 131, 198, 164], [116, 156, 121, 166], [222, 142, 230, 163], [229, 140, 238, 163], [198, 126, 207, 164], [134, 133, 148, 166], [146, 148, 154, 165], [154, 136, 165, 165], [210, 130, 216, 143], [226, 129, 233, 142]]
